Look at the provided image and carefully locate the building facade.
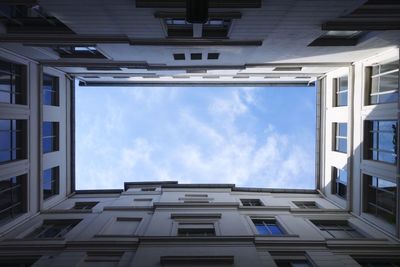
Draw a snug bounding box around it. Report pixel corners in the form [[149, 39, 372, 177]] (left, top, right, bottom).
[[0, 0, 399, 266]]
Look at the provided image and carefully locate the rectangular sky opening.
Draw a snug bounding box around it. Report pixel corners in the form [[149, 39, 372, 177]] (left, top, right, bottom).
[[75, 85, 316, 189]]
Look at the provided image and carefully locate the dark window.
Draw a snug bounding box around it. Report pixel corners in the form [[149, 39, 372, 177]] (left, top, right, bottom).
[[334, 76, 348, 107], [0, 4, 73, 34], [207, 53, 219, 60], [275, 260, 312, 267], [0, 175, 26, 224], [141, 187, 156, 191], [333, 122, 347, 153], [0, 257, 39, 267], [356, 259, 400, 267], [173, 53, 185, 60], [26, 219, 81, 239], [43, 167, 59, 200], [364, 120, 397, 164], [367, 60, 399, 105], [53, 46, 106, 59], [0, 119, 27, 164], [293, 201, 319, 209], [42, 122, 58, 153], [73, 201, 98, 210], [312, 220, 364, 239], [164, 18, 231, 38], [190, 53, 202, 60], [0, 60, 26, 105], [332, 167, 347, 199], [364, 175, 397, 225], [177, 223, 215, 236], [241, 199, 263, 206], [43, 74, 59, 106], [308, 31, 363, 47], [252, 219, 284, 235]]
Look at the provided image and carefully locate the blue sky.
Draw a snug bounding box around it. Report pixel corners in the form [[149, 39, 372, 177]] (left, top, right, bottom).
[[75, 85, 316, 189]]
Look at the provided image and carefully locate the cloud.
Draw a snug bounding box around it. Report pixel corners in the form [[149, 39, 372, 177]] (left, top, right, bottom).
[[75, 86, 315, 189]]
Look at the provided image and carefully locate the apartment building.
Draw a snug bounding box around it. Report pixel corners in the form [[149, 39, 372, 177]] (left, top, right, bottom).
[[0, 0, 399, 266]]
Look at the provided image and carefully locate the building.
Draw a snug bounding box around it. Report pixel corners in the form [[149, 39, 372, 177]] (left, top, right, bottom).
[[0, 0, 399, 266]]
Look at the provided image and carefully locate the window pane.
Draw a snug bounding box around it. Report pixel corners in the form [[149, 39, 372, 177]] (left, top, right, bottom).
[[43, 167, 59, 199], [43, 74, 58, 106], [0, 175, 25, 223], [255, 224, 269, 235], [268, 224, 283, 235], [337, 92, 347, 106], [338, 123, 347, 136], [336, 138, 347, 153]]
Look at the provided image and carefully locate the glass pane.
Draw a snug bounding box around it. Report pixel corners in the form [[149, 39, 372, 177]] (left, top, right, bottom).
[[338, 169, 347, 183], [255, 224, 269, 235], [378, 132, 396, 152], [337, 92, 347, 106], [336, 138, 347, 153], [267, 224, 283, 235], [380, 72, 398, 92], [380, 61, 399, 73], [339, 76, 348, 92], [42, 122, 53, 137], [338, 123, 347, 136], [0, 120, 10, 130], [43, 138, 54, 153], [0, 131, 11, 150], [377, 91, 398, 104]]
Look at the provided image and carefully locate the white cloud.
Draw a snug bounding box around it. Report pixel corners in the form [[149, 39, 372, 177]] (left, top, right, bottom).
[[76, 87, 315, 189]]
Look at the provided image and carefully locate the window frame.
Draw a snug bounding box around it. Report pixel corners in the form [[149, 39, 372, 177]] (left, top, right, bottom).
[[293, 201, 320, 209], [333, 122, 347, 153], [251, 218, 286, 236], [332, 166, 347, 199], [42, 121, 59, 154], [42, 73, 59, 106], [0, 119, 27, 164], [311, 220, 366, 239], [365, 59, 399, 105], [333, 75, 348, 107], [43, 166, 59, 200], [0, 174, 27, 225], [363, 174, 397, 225], [25, 219, 81, 239], [0, 59, 27, 105], [364, 120, 398, 165], [240, 198, 264, 207]]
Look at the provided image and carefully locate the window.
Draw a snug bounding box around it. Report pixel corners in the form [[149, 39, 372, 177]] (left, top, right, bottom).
[[293, 201, 319, 209], [367, 60, 399, 105], [364, 175, 397, 225], [0, 60, 26, 105], [364, 120, 397, 164], [207, 53, 219, 60], [241, 199, 263, 206], [26, 219, 81, 239], [0, 175, 26, 224], [43, 167, 59, 200], [0, 4, 73, 34], [191, 53, 202, 60], [0, 119, 27, 164], [42, 74, 59, 106], [333, 122, 347, 153], [53, 45, 106, 58], [173, 53, 185, 60], [72, 201, 98, 210], [334, 75, 348, 106], [308, 31, 363, 46], [312, 220, 364, 239], [275, 260, 312, 267], [164, 18, 231, 38], [252, 219, 284, 235], [356, 259, 400, 267], [332, 167, 347, 199], [42, 122, 59, 153], [99, 217, 141, 236], [177, 223, 215, 237], [141, 187, 156, 191]]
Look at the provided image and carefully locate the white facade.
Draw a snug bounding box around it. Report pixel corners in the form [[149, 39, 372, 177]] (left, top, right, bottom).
[[0, 0, 399, 266]]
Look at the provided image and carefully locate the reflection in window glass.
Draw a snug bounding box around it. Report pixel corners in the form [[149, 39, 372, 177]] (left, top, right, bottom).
[[365, 120, 397, 164], [42, 122, 58, 153], [0, 119, 26, 163], [43, 167, 59, 200], [0, 175, 26, 224], [334, 75, 348, 107], [43, 74, 59, 106], [334, 123, 347, 153], [0, 60, 25, 105], [333, 167, 347, 199], [252, 219, 284, 235], [369, 61, 399, 105], [364, 175, 397, 224]]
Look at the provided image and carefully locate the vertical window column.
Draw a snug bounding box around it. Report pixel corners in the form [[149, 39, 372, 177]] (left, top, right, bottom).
[[334, 122, 347, 153], [334, 75, 348, 107]]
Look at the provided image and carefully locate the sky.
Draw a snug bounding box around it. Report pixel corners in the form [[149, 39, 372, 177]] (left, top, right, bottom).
[[75, 85, 316, 189]]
